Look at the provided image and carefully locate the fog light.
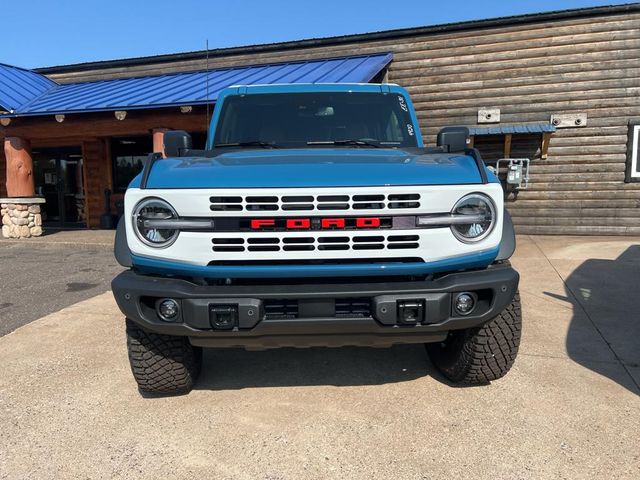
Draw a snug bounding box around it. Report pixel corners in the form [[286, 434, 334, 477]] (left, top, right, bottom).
[[157, 299, 179, 322], [454, 293, 475, 316]]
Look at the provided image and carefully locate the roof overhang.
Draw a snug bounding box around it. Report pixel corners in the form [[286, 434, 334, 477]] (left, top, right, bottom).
[[0, 53, 393, 118], [469, 123, 556, 136], [0, 63, 57, 113]]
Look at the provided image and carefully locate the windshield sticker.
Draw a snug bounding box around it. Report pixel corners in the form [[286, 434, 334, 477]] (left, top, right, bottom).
[[398, 95, 408, 112], [407, 124, 414, 136]]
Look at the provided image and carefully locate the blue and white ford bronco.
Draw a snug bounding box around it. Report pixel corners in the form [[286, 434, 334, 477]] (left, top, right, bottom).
[[112, 83, 521, 394]]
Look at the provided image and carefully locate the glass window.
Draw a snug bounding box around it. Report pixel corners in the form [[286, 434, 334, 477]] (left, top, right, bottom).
[[111, 136, 152, 192], [626, 121, 640, 182], [213, 92, 418, 149]]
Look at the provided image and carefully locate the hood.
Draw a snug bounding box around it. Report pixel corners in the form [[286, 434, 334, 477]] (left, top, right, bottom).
[[137, 148, 486, 189]]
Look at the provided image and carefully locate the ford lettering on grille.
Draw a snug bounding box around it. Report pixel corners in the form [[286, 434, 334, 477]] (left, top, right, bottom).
[[249, 216, 391, 231]]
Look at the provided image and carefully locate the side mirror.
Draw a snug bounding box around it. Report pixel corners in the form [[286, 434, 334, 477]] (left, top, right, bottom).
[[163, 130, 192, 157], [436, 126, 469, 153]]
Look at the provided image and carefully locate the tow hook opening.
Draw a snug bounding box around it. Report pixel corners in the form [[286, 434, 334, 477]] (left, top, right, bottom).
[[209, 305, 239, 330], [397, 300, 425, 325]]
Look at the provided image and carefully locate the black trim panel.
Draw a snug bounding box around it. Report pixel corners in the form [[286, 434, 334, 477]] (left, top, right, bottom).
[[114, 218, 132, 267], [496, 209, 516, 261], [112, 264, 519, 348]]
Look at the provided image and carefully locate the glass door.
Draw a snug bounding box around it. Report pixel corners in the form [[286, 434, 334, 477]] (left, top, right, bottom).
[[33, 147, 85, 228]]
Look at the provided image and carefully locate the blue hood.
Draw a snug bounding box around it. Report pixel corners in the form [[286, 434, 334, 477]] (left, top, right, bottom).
[[136, 148, 487, 189]]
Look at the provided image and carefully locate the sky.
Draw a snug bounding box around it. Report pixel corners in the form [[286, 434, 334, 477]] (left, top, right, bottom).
[[3, 0, 634, 69]]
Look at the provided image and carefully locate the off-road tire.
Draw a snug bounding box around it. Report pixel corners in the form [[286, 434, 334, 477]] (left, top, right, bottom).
[[427, 292, 521, 385], [125, 319, 202, 394]]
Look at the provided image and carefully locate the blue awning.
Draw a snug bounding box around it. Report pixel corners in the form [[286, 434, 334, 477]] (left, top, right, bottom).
[[469, 123, 556, 136], [0, 53, 393, 117]]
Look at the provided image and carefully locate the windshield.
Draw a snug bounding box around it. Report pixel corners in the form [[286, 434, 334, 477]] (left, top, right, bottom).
[[212, 92, 419, 149]]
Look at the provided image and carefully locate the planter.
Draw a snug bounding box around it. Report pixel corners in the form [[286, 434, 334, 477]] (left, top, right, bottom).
[[0, 197, 46, 238]]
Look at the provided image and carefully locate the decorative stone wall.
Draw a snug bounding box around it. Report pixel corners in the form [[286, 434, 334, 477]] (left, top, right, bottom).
[[1, 198, 45, 238]]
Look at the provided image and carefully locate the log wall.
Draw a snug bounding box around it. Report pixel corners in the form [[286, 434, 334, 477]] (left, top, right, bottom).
[[81, 139, 110, 227], [37, 7, 640, 234], [0, 149, 6, 197]]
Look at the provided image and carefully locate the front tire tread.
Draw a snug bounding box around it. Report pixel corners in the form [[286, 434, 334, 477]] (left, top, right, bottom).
[[427, 293, 522, 385], [126, 319, 202, 394]]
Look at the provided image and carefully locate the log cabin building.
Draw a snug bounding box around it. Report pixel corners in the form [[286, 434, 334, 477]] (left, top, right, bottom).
[[1, 3, 639, 236]]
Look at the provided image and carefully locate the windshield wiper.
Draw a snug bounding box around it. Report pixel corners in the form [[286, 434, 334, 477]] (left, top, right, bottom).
[[307, 139, 381, 148], [214, 141, 279, 149]]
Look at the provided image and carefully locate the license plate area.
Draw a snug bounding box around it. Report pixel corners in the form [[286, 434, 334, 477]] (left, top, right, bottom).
[[263, 298, 372, 320]]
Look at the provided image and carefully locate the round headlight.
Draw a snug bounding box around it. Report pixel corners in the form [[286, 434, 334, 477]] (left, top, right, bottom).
[[132, 198, 179, 248], [450, 193, 496, 243]]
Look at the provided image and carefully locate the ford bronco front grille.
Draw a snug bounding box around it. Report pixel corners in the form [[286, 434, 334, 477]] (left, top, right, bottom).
[[335, 298, 371, 317], [264, 299, 299, 319], [263, 298, 371, 320], [210, 194, 420, 212], [211, 235, 420, 253]]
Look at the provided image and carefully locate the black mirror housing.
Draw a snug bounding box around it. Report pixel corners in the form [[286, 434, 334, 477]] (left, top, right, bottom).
[[436, 126, 469, 153], [163, 130, 192, 157]]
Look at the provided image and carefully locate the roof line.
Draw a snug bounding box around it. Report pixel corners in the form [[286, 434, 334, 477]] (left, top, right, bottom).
[[50, 52, 393, 87], [35, 3, 640, 74], [0, 62, 50, 76], [1, 55, 393, 118]]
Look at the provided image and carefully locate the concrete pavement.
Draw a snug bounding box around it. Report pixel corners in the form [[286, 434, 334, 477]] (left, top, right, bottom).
[[0, 235, 639, 479]]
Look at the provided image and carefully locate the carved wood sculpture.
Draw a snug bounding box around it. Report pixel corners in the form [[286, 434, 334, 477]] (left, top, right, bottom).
[[5, 137, 35, 197], [152, 128, 168, 158]]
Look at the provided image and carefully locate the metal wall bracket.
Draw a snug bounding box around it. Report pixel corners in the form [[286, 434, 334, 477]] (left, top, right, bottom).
[[478, 107, 500, 123], [550, 113, 587, 128]]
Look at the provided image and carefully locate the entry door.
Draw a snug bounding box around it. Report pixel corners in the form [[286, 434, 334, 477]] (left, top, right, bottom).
[[33, 147, 85, 227]]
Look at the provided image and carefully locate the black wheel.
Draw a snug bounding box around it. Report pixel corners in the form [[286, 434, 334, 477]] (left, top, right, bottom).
[[427, 292, 522, 385], [125, 319, 202, 394]]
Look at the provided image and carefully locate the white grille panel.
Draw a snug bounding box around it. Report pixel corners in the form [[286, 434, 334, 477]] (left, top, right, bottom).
[[212, 234, 420, 253], [210, 193, 420, 212], [124, 184, 506, 267]]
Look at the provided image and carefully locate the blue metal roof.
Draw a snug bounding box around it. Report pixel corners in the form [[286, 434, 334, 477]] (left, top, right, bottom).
[[0, 53, 392, 117], [469, 123, 556, 136], [0, 63, 57, 113]]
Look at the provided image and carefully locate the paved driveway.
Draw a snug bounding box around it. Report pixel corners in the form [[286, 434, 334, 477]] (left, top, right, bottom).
[[0, 231, 122, 336], [0, 235, 638, 479]]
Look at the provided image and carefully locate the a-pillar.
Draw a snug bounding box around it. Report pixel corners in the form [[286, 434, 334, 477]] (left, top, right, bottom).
[[152, 128, 169, 158]]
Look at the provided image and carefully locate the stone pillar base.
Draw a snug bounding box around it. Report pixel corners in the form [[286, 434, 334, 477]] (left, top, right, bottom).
[[1, 197, 46, 238]]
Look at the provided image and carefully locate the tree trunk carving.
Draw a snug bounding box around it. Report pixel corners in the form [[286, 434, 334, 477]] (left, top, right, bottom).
[[5, 137, 34, 197]]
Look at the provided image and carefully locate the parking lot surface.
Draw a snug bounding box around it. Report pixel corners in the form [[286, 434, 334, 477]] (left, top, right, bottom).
[[0, 231, 122, 336], [0, 235, 638, 479]]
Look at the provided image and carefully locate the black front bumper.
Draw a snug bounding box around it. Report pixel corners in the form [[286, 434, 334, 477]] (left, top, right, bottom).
[[112, 265, 519, 349]]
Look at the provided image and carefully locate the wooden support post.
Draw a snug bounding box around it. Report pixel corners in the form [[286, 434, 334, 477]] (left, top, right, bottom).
[[4, 137, 35, 197], [468, 135, 475, 148], [541, 132, 551, 160], [152, 128, 169, 158], [503, 134, 512, 158]]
